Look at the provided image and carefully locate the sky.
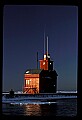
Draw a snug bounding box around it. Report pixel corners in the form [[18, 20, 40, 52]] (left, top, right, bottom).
[[3, 5, 78, 92]]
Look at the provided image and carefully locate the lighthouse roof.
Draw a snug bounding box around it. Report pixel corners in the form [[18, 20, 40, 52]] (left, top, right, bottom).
[[25, 69, 43, 74]]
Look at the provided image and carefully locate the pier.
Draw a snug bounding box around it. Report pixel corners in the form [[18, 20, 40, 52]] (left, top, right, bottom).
[[2, 92, 77, 98]]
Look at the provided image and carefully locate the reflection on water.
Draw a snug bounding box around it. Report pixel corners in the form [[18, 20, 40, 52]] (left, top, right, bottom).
[[2, 102, 57, 116], [23, 103, 57, 116], [24, 104, 41, 116], [2, 99, 77, 116]]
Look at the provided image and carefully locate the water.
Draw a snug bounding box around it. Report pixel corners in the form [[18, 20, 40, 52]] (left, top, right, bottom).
[[2, 99, 77, 116]]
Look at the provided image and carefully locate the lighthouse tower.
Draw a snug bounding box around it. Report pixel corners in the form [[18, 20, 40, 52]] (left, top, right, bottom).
[[38, 35, 58, 93], [39, 36, 53, 70]]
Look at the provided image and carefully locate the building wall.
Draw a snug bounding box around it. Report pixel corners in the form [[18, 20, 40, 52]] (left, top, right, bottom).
[[24, 74, 40, 94], [39, 70, 57, 93]]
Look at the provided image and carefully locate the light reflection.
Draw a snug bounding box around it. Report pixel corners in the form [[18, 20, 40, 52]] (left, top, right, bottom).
[[24, 104, 41, 116], [23, 102, 57, 116]]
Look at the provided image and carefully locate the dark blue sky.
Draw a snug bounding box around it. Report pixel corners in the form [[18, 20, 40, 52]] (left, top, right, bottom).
[[3, 5, 78, 92]]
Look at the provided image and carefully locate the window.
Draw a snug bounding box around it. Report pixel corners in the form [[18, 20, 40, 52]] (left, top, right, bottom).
[[26, 79, 31, 85]]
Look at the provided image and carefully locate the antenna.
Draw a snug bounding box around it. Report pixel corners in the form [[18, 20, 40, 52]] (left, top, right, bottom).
[[44, 25, 46, 55], [37, 52, 38, 69], [44, 31, 45, 55], [47, 36, 48, 58]]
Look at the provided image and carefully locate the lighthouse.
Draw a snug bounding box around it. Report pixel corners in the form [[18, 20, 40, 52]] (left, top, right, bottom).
[[23, 35, 58, 94]]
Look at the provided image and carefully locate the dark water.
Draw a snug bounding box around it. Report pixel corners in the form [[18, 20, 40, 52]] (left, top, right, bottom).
[[2, 99, 77, 116]]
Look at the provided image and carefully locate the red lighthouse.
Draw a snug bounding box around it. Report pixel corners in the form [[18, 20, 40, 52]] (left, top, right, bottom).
[[23, 36, 58, 94]]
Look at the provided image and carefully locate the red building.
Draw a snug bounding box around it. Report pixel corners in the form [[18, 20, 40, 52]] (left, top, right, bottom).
[[23, 36, 58, 94], [23, 69, 41, 93]]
